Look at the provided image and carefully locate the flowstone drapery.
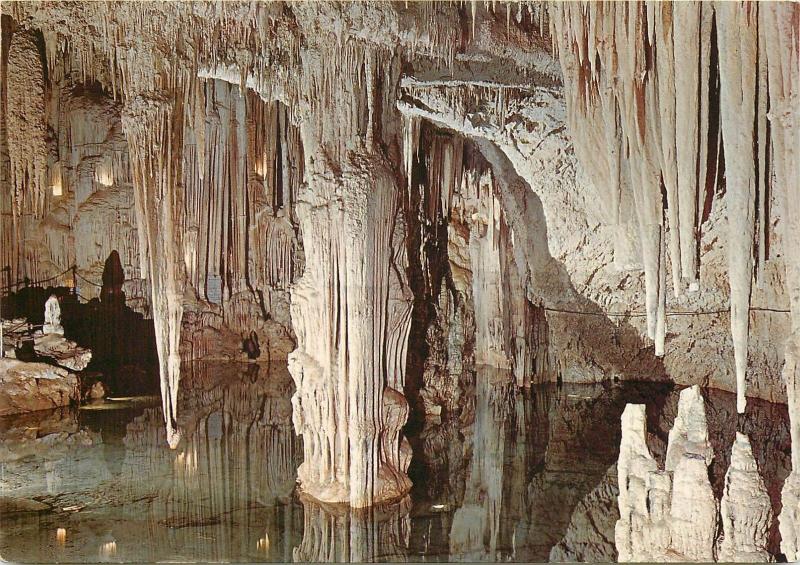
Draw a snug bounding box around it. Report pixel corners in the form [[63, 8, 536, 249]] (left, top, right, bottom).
[[287, 45, 414, 508], [289, 156, 413, 507]]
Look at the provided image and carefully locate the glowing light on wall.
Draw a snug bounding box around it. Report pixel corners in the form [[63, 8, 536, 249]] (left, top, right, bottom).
[[56, 528, 67, 545], [94, 157, 114, 186], [51, 165, 63, 196], [257, 532, 270, 552], [99, 541, 117, 559], [255, 152, 269, 178]]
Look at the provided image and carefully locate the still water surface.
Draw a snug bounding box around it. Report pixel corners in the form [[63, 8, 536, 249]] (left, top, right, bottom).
[[0, 362, 790, 562]]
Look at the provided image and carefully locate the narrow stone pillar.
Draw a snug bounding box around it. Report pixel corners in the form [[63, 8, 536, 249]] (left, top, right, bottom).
[[121, 94, 186, 449]]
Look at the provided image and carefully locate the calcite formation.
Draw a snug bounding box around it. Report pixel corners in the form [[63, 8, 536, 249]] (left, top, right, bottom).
[[719, 433, 773, 563], [2, 317, 92, 371], [43, 295, 63, 335], [616, 386, 775, 562], [1, 0, 797, 514]]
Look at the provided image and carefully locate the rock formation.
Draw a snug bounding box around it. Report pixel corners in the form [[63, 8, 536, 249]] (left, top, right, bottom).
[[616, 386, 780, 562], [2, 317, 92, 371], [1, 1, 797, 516], [43, 294, 63, 335], [0, 358, 78, 415], [718, 433, 773, 562]]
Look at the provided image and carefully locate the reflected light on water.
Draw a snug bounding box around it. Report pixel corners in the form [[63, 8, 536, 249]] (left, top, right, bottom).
[[174, 447, 198, 475]]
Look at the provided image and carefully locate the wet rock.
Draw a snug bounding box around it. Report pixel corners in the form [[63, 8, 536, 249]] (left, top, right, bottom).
[[0, 359, 79, 416], [0, 496, 51, 514], [3, 317, 93, 372], [88, 381, 106, 400], [33, 332, 92, 372]]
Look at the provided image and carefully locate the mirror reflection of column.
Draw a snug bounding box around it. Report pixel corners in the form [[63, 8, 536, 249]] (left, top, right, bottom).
[[449, 366, 514, 561]]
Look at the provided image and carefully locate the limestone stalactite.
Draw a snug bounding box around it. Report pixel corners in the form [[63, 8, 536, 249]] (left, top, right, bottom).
[[550, 1, 795, 412], [121, 94, 187, 449], [6, 30, 48, 222], [717, 2, 760, 414]]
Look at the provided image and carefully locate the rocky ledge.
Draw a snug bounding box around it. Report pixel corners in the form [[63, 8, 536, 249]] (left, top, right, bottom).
[[0, 359, 79, 416]]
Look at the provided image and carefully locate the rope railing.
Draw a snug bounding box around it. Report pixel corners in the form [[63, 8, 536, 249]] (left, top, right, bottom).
[[543, 304, 791, 318], [1, 265, 113, 294], [74, 271, 103, 288], [0, 265, 150, 305], [0, 266, 792, 317], [0, 266, 75, 292]]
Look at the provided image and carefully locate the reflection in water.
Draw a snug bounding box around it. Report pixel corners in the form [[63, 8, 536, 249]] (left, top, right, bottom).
[[0, 361, 791, 562], [449, 368, 514, 561], [0, 362, 302, 563], [295, 495, 412, 562]]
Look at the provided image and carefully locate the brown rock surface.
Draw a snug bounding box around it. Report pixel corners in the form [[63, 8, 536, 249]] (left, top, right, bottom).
[[0, 359, 78, 416]]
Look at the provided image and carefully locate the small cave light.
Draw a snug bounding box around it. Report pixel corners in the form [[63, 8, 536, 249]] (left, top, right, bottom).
[[257, 532, 270, 552]]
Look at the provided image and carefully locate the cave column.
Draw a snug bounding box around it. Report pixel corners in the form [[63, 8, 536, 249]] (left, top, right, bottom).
[[288, 47, 413, 508], [121, 94, 187, 449], [289, 151, 412, 507]]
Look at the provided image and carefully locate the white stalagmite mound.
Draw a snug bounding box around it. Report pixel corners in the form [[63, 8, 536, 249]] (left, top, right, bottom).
[[42, 295, 63, 335], [616, 385, 775, 562], [718, 433, 772, 562]]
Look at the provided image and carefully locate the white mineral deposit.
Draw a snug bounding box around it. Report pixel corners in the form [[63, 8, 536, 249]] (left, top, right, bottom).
[[0, 1, 796, 563]]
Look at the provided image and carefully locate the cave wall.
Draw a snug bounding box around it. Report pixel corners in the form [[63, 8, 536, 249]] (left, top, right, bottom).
[[1, 1, 797, 510], [0, 24, 301, 364], [399, 3, 798, 408]]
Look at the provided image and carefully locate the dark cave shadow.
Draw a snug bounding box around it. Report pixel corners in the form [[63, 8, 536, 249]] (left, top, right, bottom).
[[1, 251, 159, 395]]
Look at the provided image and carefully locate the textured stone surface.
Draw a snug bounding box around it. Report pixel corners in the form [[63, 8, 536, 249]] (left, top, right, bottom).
[[0, 1, 796, 516], [0, 358, 78, 416]]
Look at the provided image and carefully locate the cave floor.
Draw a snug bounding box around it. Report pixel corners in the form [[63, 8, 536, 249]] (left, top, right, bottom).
[[0, 362, 790, 563]]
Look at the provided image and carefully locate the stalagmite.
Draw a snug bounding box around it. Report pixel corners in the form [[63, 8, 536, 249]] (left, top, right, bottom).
[[121, 94, 187, 449], [615, 404, 660, 563], [616, 386, 718, 562], [668, 452, 717, 561], [43, 295, 63, 335], [665, 385, 713, 472], [718, 433, 772, 562]]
